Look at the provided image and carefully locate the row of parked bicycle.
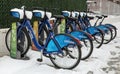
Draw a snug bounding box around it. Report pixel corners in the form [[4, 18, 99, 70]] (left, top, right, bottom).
[[5, 6, 117, 69]]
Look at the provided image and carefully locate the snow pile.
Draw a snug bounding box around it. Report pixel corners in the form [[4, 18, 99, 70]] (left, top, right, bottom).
[[0, 15, 120, 74]]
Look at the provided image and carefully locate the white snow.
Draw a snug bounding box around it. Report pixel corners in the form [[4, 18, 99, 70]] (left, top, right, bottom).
[[0, 15, 120, 74]]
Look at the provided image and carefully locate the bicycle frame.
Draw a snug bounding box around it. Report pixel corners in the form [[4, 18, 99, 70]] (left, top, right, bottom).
[[17, 18, 63, 54]]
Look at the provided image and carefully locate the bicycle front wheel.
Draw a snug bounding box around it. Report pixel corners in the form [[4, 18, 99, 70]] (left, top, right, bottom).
[[92, 28, 104, 48], [105, 24, 117, 40], [49, 34, 81, 69], [103, 27, 113, 44], [5, 27, 30, 57], [70, 31, 93, 60]]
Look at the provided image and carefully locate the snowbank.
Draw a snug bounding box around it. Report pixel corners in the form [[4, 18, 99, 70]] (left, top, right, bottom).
[[0, 15, 120, 74]]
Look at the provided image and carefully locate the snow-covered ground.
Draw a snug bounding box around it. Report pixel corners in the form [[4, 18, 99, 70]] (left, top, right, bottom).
[[0, 15, 120, 74]]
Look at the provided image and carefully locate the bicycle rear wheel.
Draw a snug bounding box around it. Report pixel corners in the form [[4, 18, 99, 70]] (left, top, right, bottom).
[[49, 34, 81, 69], [103, 27, 113, 44], [111, 27, 117, 40], [91, 28, 104, 48], [38, 25, 49, 45], [105, 24, 117, 40], [70, 31, 93, 60], [5, 27, 30, 57], [97, 25, 113, 44], [53, 22, 93, 60]]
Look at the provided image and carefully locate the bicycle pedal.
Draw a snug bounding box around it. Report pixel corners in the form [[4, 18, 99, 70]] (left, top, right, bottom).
[[37, 58, 43, 62]]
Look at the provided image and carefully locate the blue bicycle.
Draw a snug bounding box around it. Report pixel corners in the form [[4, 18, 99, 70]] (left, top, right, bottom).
[[82, 14, 113, 44], [5, 6, 82, 69], [51, 12, 94, 60], [94, 15, 117, 41], [59, 11, 104, 48]]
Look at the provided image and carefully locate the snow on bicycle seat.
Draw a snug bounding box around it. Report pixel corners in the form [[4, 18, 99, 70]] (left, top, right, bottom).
[[10, 8, 32, 20], [62, 11, 71, 17], [33, 10, 52, 19]]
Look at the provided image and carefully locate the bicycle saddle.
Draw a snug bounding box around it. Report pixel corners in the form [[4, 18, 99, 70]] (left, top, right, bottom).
[[102, 15, 108, 18], [96, 16, 102, 19]]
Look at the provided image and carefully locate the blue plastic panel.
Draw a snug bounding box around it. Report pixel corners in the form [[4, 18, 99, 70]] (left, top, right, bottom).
[[62, 12, 70, 17], [11, 11, 20, 18], [33, 12, 42, 18], [97, 25, 108, 33], [70, 31, 88, 40], [46, 34, 76, 53], [86, 27, 99, 35]]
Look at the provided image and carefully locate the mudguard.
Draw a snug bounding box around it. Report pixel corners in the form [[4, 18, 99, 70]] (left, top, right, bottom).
[[70, 31, 93, 41], [46, 34, 76, 53], [85, 27, 100, 35], [97, 25, 109, 33], [105, 24, 117, 30]]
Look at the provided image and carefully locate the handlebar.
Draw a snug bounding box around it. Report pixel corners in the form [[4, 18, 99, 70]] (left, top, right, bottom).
[[102, 15, 108, 18]]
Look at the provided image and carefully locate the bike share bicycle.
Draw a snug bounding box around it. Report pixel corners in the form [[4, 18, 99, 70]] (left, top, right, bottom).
[[51, 11, 94, 60], [5, 6, 82, 69], [61, 11, 104, 48], [94, 15, 117, 41], [82, 13, 113, 44]]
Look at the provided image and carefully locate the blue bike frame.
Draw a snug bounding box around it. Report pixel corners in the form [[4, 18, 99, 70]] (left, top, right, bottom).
[[17, 18, 63, 54]]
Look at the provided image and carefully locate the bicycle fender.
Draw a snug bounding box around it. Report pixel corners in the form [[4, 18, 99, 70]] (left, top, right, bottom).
[[85, 27, 100, 35], [46, 34, 76, 53], [70, 31, 90, 40]]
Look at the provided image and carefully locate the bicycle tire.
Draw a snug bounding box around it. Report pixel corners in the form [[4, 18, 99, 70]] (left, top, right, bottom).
[[92, 28, 104, 48], [49, 33, 81, 69], [53, 22, 93, 60], [74, 23, 104, 48], [38, 25, 49, 45], [111, 27, 117, 40], [103, 26, 113, 44], [97, 26, 113, 44], [70, 31, 93, 60], [105, 24, 117, 40], [5, 27, 31, 57]]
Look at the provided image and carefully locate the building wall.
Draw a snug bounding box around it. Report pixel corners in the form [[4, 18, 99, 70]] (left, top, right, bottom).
[[88, 0, 120, 15]]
